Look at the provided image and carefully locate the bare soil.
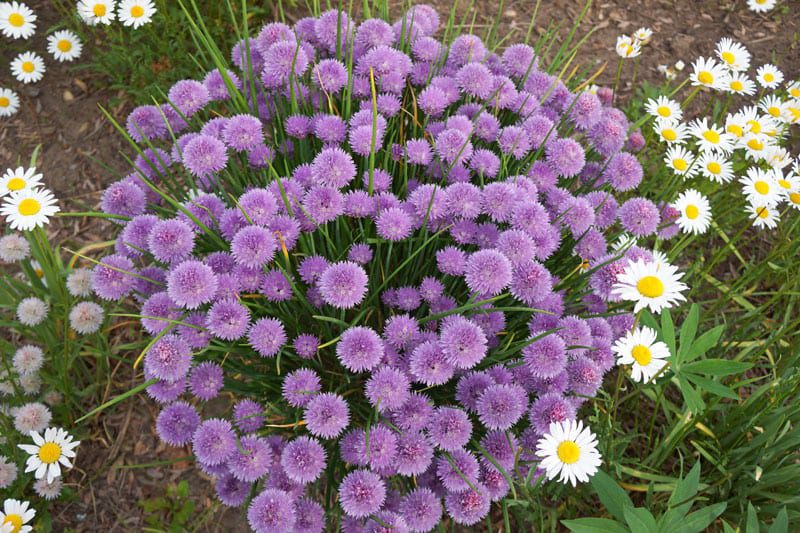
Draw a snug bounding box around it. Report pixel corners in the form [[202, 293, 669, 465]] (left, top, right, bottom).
[[1, 0, 797, 531]]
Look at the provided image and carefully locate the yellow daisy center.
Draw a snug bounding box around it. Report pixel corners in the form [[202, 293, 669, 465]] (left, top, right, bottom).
[[754, 180, 770, 195], [636, 275, 664, 298], [767, 106, 781, 117], [757, 206, 769, 219], [778, 179, 790, 189], [21, 61, 34, 73], [730, 80, 743, 92], [721, 51, 735, 65], [763, 72, 775, 83], [93, 4, 107, 16], [790, 88, 800, 98], [57, 39, 72, 52], [747, 138, 764, 150], [38, 442, 62, 464], [556, 441, 581, 464], [685, 204, 699, 219], [8, 12, 24, 27], [662, 129, 677, 141], [0, 96, 9, 108], [747, 120, 761, 134], [18, 198, 41, 216], [698, 71, 714, 85], [131, 5, 145, 17], [789, 192, 800, 204], [707, 162, 722, 174], [631, 344, 652, 366], [673, 158, 688, 171], [7, 177, 26, 191], [34, 267, 44, 278], [703, 130, 720, 144], [2, 514, 23, 533], [756, 0, 767, 3], [657, 105, 671, 117], [727, 124, 744, 137]]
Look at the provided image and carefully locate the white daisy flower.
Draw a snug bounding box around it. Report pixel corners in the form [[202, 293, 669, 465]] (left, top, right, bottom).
[[536, 420, 602, 486], [0, 187, 60, 231], [77, 0, 116, 25], [0, 167, 42, 197], [615, 35, 640, 59], [632, 27, 653, 45], [0, 88, 20, 118], [664, 145, 698, 179], [748, 202, 779, 229], [10, 52, 45, 84], [740, 167, 781, 206], [688, 118, 735, 154], [653, 118, 689, 145], [0, 2, 36, 39], [612, 326, 670, 382], [715, 38, 750, 72], [775, 171, 799, 197], [651, 249, 670, 268], [787, 81, 800, 99], [0, 498, 35, 533], [671, 189, 712, 235], [690, 57, 730, 90], [759, 94, 784, 120], [783, 100, 800, 124], [747, 0, 776, 11], [724, 111, 747, 139], [697, 151, 734, 183], [16, 296, 48, 326], [787, 190, 800, 211], [47, 30, 82, 62], [611, 258, 688, 314], [741, 133, 772, 160], [756, 64, 783, 89], [765, 147, 793, 170], [645, 95, 682, 121], [18, 427, 80, 484], [612, 233, 637, 253], [0, 234, 30, 263], [726, 73, 756, 96], [117, 0, 156, 29]]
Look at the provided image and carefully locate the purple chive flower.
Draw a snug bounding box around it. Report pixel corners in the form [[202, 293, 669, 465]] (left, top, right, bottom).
[[168, 80, 210, 116], [223, 114, 263, 151], [498, 126, 531, 159], [375, 207, 415, 241], [189, 362, 224, 401], [312, 59, 348, 93], [529, 392, 576, 434], [476, 383, 528, 430], [203, 68, 241, 100], [156, 401, 200, 446], [585, 191, 619, 229], [391, 392, 434, 433], [400, 488, 442, 533], [409, 340, 455, 386], [436, 246, 467, 276], [456, 62, 494, 99], [363, 425, 399, 470], [239, 188, 278, 225], [337, 326, 384, 372], [313, 114, 347, 144], [567, 356, 603, 397], [247, 489, 296, 533], [428, 407, 472, 451], [102, 180, 146, 218], [319, 262, 368, 309], [406, 138, 433, 165], [589, 110, 627, 157], [261, 40, 309, 87], [193, 418, 237, 466], [444, 183, 483, 220], [282, 368, 321, 407], [365, 367, 410, 411], [261, 269, 292, 302], [523, 334, 567, 378], [394, 431, 434, 476], [339, 470, 386, 518], [304, 392, 350, 439], [480, 430, 518, 470], [464, 249, 512, 296], [569, 91, 602, 130], [118, 214, 158, 258], [148, 219, 195, 264], [604, 152, 643, 192], [281, 436, 327, 484], [144, 334, 192, 383], [126, 105, 167, 142], [436, 128, 473, 165], [206, 299, 250, 340], [146, 378, 186, 404], [92, 254, 137, 300], [231, 225, 277, 268], [437, 449, 480, 492], [619, 198, 660, 236], [293, 334, 319, 359], [347, 243, 373, 265], [286, 115, 313, 138], [247, 318, 286, 358], [382, 314, 418, 349], [311, 147, 357, 188], [509, 259, 551, 305], [215, 473, 250, 507], [445, 484, 491, 526], [439, 316, 488, 369], [228, 436, 273, 482], [302, 186, 344, 224], [546, 138, 586, 177], [502, 43, 537, 78], [294, 498, 325, 533], [496, 230, 536, 265], [469, 149, 500, 178], [456, 371, 495, 412], [234, 399, 264, 433], [167, 260, 218, 309], [183, 135, 228, 177]]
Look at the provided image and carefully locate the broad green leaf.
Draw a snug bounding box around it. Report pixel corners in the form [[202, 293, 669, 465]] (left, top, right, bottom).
[[669, 462, 701, 506], [623, 506, 657, 533], [661, 309, 676, 356], [683, 359, 752, 376], [677, 502, 726, 533], [562, 518, 629, 533], [679, 377, 705, 413], [679, 304, 699, 359], [686, 374, 739, 399], [591, 470, 634, 523], [684, 325, 725, 362], [746, 503, 759, 533], [768, 508, 788, 533]]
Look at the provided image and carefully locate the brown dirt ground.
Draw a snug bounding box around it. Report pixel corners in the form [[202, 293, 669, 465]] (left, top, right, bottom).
[[1, 0, 798, 531]]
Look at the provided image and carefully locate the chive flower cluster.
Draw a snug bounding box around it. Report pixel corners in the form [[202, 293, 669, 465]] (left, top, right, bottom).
[[95, 5, 662, 531]]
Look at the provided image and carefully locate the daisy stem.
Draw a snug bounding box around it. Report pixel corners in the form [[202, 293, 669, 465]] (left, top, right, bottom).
[[612, 58, 624, 105], [681, 85, 702, 109]]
